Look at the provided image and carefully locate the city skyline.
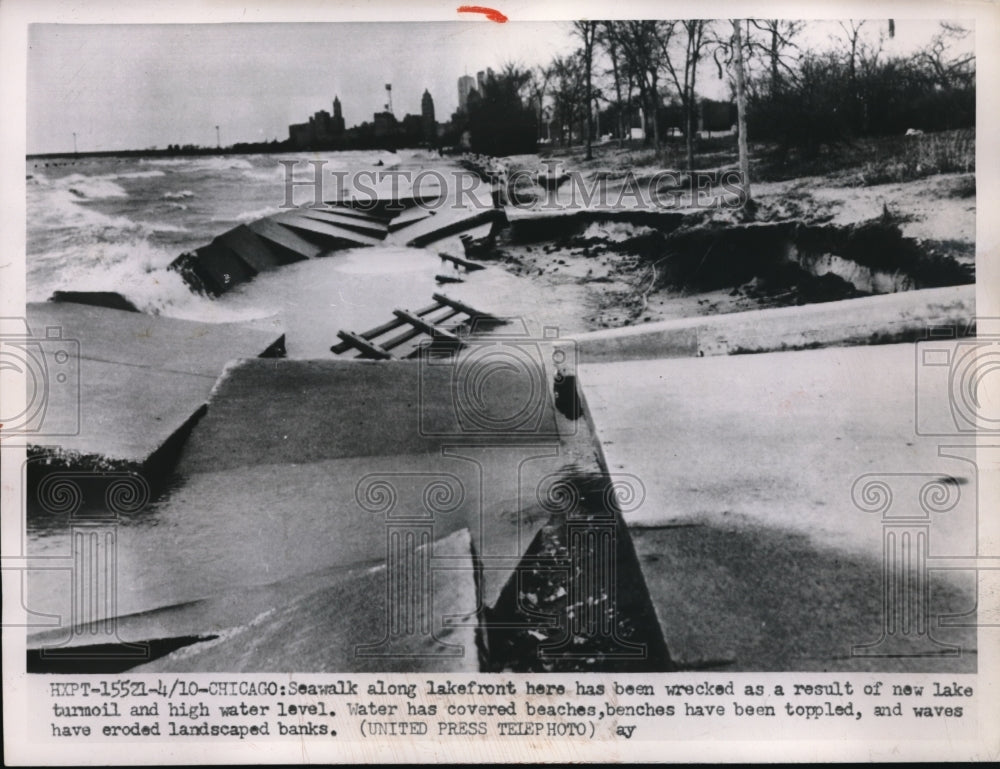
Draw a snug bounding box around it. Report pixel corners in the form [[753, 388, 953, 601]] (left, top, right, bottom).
[[26, 20, 965, 154], [26, 22, 579, 154]]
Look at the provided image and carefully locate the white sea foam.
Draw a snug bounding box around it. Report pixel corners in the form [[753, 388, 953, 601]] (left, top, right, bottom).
[[117, 170, 166, 179], [61, 173, 129, 199], [32, 238, 274, 323], [27, 152, 398, 328], [214, 207, 277, 223], [140, 156, 256, 172], [30, 185, 143, 233]]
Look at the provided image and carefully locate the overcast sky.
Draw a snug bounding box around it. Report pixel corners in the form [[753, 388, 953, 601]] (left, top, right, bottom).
[[27, 19, 971, 154]]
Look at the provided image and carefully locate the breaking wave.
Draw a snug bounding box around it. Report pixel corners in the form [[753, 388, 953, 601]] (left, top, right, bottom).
[[141, 156, 256, 173], [215, 207, 278, 223], [62, 174, 129, 199]]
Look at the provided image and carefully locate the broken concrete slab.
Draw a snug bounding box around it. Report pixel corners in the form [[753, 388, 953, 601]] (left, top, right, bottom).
[[629, 523, 975, 672], [23, 450, 481, 629], [176, 358, 562, 474], [125, 528, 481, 672], [577, 343, 977, 557], [246, 216, 323, 259], [400, 208, 500, 248], [557, 284, 975, 365], [167, 358, 572, 612], [213, 223, 301, 271], [27, 302, 284, 378], [321, 203, 394, 223], [271, 212, 382, 247], [169, 212, 378, 296], [25, 302, 284, 474], [49, 291, 139, 313], [388, 205, 435, 232], [291, 207, 389, 238], [170, 242, 257, 296], [167, 222, 299, 297], [576, 342, 979, 670]]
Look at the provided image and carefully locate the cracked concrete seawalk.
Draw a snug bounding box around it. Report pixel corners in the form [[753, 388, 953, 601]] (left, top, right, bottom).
[[22, 302, 284, 482], [27, 352, 603, 672], [575, 343, 979, 672]]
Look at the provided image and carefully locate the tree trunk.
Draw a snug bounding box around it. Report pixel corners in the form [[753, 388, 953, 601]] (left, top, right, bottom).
[[685, 95, 695, 175], [610, 46, 625, 148], [733, 20, 752, 204], [585, 34, 594, 160], [649, 76, 661, 148], [771, 26, 779, 93], [637, 83, 650, 145]]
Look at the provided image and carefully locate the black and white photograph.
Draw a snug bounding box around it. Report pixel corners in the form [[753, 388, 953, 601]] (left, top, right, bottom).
[[2, 0, 998, 763]]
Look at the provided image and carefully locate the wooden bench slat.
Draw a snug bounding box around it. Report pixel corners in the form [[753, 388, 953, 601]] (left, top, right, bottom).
[[329, 300, 447, 355], [393, 309, 461, 343], [379, 308, 462, 351], [335, 330, 393, 359], [432, 293, 502, 321], [439, 252, 487, 271]]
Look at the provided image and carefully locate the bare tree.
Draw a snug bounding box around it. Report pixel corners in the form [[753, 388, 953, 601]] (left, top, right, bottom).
[[837, 20, 867, 86], [550, 52, 587, 147], [499, 60, 533, 100], [599, 22, 629, 148], [573, 21, 599, 159], [616, 20, 671, 148], [747, 19, 803, 94], [732, 20, 751, 206], [527, 64, 553, 141], [661, 20, 712, 173], [915, 22, 975, 89], [712, 20, 754, 208]]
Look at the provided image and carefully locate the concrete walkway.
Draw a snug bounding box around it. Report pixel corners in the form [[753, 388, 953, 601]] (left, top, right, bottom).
[[557, 284, 974, 364], [24, 302, 284, 471], [577, 342, 979, 670]]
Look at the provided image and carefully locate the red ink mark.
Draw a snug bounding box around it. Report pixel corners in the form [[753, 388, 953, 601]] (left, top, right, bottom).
[[457, 5, 508, 22]]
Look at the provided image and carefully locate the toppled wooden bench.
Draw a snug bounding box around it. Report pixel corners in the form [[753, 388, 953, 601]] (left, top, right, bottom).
[[330, 293, 505, 360]]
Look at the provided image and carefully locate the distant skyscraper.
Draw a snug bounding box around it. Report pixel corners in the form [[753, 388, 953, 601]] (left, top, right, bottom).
[[458, 75, 476, 112], [421, 89, 436, 144], [476, 70, 486, 92], [331, 95, 345, 135]]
